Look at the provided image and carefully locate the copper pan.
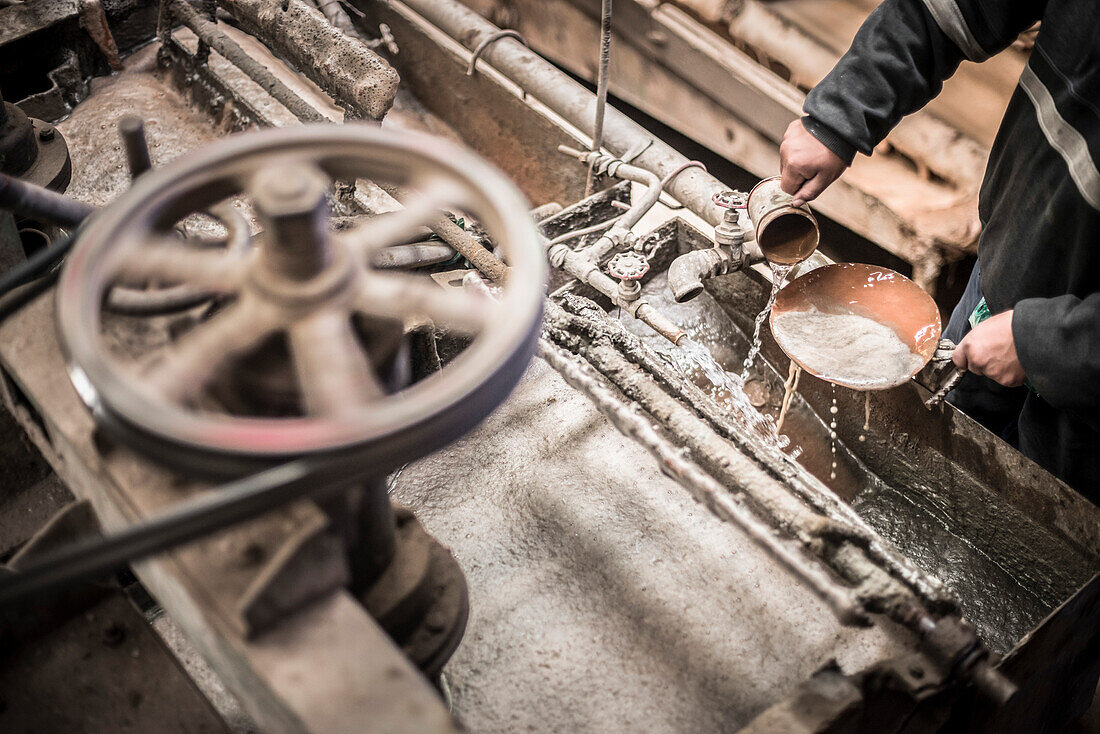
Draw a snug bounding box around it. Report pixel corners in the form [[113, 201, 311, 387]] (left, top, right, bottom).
[[769, 263, 941, 390]]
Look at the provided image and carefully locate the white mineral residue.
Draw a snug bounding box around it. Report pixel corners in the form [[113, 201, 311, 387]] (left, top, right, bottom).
[[771, 310, 924, 388]]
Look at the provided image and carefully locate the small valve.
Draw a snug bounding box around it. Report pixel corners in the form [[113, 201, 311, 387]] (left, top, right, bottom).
[[607, 251, 650, 281], [712, 191, 747, 255], [608, 251, 649, 303]]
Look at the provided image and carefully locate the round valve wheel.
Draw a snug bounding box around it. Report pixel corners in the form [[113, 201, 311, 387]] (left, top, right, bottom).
[[712, 190, 747, 210], [57, 125, 546, 478], [606, 251, 650, 281]]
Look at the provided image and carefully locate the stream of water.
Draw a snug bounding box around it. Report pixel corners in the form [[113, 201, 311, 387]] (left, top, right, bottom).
[[623, 272, 800, 459], [740, 264, 792, 381]]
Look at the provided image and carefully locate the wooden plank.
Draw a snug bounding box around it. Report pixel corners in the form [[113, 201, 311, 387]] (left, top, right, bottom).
[[0, 293, 456, 734], [762, 0, 1026, 148]]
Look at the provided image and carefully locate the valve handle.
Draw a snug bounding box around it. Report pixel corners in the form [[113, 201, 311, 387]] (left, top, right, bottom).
[[607, 251, 650, 281], [712, 190, 747, 209]]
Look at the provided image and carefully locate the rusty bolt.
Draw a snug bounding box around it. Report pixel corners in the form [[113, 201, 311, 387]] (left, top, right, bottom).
[[241, 542, 266, 566], [102, 622, 126, 647], [38, 126, 55, 142]]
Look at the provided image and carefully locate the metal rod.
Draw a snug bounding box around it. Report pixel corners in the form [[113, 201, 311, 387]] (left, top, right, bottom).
[[544, 214, 622, 247], [429, 215, 508, 282], [118, 116, 153, 179], [0, 173, 94, 228], [584, 0, 612, 198], [170, 0, 328, 123], [374, 242, 455, 269]]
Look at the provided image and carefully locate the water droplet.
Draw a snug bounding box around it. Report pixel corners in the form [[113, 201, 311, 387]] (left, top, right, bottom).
[[829, 405, 838, 414]]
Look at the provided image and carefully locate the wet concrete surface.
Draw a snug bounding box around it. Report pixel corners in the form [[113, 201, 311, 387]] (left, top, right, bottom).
[[392, 359, 916, 733]]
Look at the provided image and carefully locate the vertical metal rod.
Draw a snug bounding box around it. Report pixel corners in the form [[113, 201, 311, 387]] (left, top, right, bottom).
[[584, 0, 612, 197], [118, 116, 153, 180], [342, 478, 397, 592]]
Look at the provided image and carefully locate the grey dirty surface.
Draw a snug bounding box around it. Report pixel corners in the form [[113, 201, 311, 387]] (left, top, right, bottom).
[[58, 43, 223, 207], [391, 358, 916, 733], [0, 402, 73, 559], [0, 592, 231, 734], [148, 607, 263, 734]]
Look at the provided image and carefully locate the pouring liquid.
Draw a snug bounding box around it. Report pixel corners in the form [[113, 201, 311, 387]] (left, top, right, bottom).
[[741, 263, 792, 380]]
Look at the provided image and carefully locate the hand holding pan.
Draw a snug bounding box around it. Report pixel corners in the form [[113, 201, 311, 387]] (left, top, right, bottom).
[[768, 263, 962, 404]]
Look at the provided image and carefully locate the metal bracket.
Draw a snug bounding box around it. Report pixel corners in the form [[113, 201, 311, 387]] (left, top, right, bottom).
[[466, 29, 528, 76], [914, 339, 964, 409]]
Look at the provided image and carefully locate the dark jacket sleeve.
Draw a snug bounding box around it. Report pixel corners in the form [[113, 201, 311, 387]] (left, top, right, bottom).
[[803, 0, 1045, 162], [1014, 294, 1100, 409]]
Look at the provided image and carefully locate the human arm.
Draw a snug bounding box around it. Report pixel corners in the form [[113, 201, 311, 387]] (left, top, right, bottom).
[[781, 0, 1045, 202], [951, 294, 1100, 408], [1012, 294, 1100, 408]]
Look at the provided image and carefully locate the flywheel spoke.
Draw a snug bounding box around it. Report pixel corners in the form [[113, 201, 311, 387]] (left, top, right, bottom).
[[114, 236, 250, 292], [145, 297, 281, 403], [340, 180, 464, 255], [288, 309, 385, 417], [357, 272, 493, 335]]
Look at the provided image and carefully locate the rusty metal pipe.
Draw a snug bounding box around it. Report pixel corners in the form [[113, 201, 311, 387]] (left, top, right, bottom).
[[666, 238, 765, 303], [0, 173, 94, 228], [583, 266, 684, 344], [373, 242, 455, 269], [429, 215, 508, 282], [171, 0, 329, 124], [667, 247, 732, 303], [217, 0, 398, 120], [584, 0, 612, 197], [559, 146, 662, 238], [397, 0, 730, 225]]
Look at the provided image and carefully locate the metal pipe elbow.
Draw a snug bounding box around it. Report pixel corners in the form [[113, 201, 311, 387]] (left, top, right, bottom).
[[667, 247, 731, 303]]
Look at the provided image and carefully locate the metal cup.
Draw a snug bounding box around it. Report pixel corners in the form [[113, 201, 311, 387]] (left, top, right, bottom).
[[747, 176, 820, 265]]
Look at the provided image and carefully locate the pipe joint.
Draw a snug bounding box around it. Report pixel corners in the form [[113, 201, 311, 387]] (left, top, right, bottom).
[[667, 247, 734, 303]]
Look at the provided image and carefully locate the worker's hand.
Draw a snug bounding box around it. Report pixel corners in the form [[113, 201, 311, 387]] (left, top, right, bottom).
[[952, 310, 1027, 387], [779, 120, 848, 207]]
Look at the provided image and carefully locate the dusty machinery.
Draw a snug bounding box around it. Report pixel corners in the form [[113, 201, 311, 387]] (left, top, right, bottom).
[[0, 0, 1097, 733]]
